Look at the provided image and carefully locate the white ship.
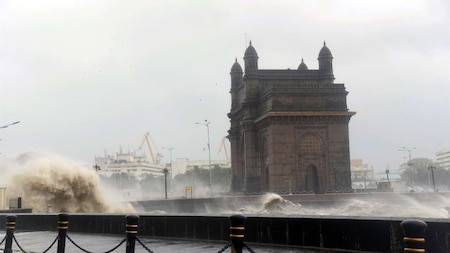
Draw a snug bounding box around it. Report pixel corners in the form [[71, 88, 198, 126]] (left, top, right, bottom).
[[94, 133, 167, 180]]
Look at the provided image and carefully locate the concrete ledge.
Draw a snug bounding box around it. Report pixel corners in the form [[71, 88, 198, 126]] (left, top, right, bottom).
[[0, 208, 32, 213]]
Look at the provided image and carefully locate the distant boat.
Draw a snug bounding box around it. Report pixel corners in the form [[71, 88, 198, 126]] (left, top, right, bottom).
[[94, 133, 168, 180], [94, 149, 166, 180]]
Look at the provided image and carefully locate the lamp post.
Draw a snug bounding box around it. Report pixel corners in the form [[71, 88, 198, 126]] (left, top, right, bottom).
[[161, 147, 173, 200], [195, 120, 212, 193], [0, 121, 20, 154], [398, 147, 416, 192], [161, 147, 173, 170], [163, 168, 168, 199], [0, 121, 20, 129], [428, 165, 436, 192], [93, 164, 100, 174]]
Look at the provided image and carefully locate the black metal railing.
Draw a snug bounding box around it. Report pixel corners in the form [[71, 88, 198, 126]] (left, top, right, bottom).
[[0, 214, 256, 253], [0, 214, 429, 253]]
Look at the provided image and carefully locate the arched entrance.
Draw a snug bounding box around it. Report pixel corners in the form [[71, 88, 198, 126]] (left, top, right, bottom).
[[305, 164, 320, 193]]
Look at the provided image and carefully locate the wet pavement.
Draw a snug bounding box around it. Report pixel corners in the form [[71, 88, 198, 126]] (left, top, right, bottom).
[[1, 231, 323, 253]]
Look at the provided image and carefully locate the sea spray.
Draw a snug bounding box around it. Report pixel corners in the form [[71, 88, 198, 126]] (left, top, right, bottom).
[[2, 152, 135, 213], [232, 193, 314, 215], [253, 193, 450, 218]]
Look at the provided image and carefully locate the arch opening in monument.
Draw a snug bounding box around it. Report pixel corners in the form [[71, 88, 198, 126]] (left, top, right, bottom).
[[305, 164, 320, 193]]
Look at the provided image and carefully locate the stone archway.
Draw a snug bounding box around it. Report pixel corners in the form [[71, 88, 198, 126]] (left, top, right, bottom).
[[305, 164, 320, 193]]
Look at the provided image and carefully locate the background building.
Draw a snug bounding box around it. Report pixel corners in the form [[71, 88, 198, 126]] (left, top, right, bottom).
[[374, 168, 407, 192], [350, 159, 376, 190], [436, 149, 450, 170], [228, 42, 355, 194], [171, 158, 230, 178], [0, 188, 6, 210]]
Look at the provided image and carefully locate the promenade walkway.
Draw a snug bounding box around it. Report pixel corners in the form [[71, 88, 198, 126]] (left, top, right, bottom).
[[2, 232, 320, 253]]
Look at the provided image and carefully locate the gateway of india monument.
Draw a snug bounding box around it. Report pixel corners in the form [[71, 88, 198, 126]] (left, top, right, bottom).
[[228, 41, 355, 194]]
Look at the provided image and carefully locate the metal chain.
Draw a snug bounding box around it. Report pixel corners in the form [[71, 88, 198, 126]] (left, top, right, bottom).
[[217, 243, 231, 253], [7, 233, 253, 253], [11, 235, 58, 253], [243, 243, 256, 253], [12, 235, 30, 253], [40, 235, 59, 253], [66, 234, 126, 253], [135, 237, 154, 253], [0, 235, 6, 246]]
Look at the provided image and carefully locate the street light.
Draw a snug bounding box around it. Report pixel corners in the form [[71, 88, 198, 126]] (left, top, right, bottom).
[[161, 147, 173, 169], [161, 147, 173, 200], [195, 120, 212, 193], [0, 121, 20, 151], [0, 121, 20, 129], [93, 164, 101, 174], [398, 147, 416, 192], [163, 168, 169, 200], [428, 165, 436, 192]]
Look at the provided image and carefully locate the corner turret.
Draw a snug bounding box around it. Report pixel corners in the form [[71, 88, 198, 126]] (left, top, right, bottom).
[[318, 41, 334, 80], [243, 41, 258, 77], [230, 58, 243, 90]]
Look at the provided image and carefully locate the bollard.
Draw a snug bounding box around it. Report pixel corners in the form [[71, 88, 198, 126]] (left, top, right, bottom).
[[4, 215, 16, 253], [125, 215, 139, 253], [400, 219, 427, 253], [57, 214, 69, 253], [229, 214, 246, 253]]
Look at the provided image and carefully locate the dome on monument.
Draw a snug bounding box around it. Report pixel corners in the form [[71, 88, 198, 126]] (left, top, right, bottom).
[[231, 58, 243, 72], [298, 58, 308, 70], [318, 41, 333, 58], [244, 41, 258, 57]]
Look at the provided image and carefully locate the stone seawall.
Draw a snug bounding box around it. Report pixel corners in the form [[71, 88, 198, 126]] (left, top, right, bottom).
[[0, 213, 448, 252]]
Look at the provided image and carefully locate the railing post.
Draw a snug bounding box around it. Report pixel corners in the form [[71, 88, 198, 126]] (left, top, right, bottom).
[[125, 215, 139, 253], [401, 219, 427, 253], [229, 214, 246, 253], [4, 215, 16, 253], [57, 214, 69, 253]]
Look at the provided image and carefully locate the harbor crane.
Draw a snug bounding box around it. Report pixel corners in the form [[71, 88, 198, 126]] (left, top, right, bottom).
[[138, 132, 164, 165], [218, 136, 230, 161]]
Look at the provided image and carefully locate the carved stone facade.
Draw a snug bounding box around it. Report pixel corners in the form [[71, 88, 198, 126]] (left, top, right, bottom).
[[228, 42, 355, 194]]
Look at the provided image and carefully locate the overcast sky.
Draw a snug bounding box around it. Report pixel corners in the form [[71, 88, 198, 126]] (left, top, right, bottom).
[[1, 0, 449, 172]]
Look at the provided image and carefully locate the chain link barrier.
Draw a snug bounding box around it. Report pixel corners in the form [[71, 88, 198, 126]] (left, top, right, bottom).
[[66, 234, 126, 253], [135, 237, 155, 253], [12, 234, 58, 253], [217, 243, 231, 253], [4, 234, 255, 253], [243, 243, 256, 253], [0, 234, 6, 246], [2, 214, 257, 253]]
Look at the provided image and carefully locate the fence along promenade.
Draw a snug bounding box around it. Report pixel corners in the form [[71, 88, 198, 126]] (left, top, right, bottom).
[[0, 214, 256, 253], [0, 214, 429, 253]]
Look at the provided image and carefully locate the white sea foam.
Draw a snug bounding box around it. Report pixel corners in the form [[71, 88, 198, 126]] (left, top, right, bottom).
[[253, 193, 450, 218]]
